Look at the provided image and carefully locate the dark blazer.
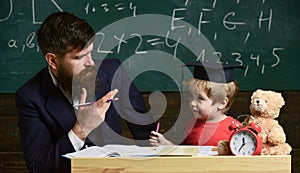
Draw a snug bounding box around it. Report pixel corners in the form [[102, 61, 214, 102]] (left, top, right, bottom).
[[16, 58, 155, 173]]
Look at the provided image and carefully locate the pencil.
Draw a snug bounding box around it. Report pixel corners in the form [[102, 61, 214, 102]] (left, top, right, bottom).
[[156, 122, 160, 133], [106, 97, 119, 102], [73, 102, 95, 107], [73, 98, 119, 107]]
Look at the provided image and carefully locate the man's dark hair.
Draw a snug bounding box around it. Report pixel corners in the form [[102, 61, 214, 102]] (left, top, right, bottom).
[[37, 12, 95, 57]]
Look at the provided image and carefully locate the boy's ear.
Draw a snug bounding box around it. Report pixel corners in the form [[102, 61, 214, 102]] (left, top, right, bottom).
[[218, 97, 229, 110], [45, 53, 58, 70]]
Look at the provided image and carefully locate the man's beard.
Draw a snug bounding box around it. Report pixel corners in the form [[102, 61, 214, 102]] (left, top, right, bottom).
[[57, 65, 100, 101]]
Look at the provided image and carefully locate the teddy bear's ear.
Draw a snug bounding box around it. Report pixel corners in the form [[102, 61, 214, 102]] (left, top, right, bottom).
[[251, 89, 263, 101], [276, 92, 285, 107], [251, 89, 259, 99], [269, 90, 285, 107], [256, 89, 263, 92]]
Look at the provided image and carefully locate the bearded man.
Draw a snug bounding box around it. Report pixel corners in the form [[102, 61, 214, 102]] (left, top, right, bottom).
[[16, 12, 155, 173]]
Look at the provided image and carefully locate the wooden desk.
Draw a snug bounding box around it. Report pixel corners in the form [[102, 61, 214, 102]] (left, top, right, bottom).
[[71, 155, 291, 173]]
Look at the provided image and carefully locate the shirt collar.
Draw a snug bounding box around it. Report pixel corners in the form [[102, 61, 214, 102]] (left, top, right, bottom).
[[48, 66, 74, 104], [48, 66, 58, 86]]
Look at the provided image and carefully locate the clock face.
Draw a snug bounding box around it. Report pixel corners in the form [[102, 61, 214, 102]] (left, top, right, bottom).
[[229, 130, 257, 156]]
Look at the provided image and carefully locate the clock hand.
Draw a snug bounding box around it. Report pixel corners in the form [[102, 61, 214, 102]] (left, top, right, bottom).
[[245, 142, 254, 144], [238, 137, 246, 152], [238, 143, 245, 152]]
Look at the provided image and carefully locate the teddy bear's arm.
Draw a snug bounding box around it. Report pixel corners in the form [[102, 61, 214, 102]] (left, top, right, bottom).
[[217, 140, 231, 155], [267, 120, 286, 144]]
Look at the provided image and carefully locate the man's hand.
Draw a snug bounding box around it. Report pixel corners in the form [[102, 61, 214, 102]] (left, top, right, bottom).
[[72, 88, 118, 140]]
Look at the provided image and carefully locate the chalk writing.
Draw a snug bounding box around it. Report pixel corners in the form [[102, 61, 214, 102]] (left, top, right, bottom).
[[94, 31, 180, 59], [93, 25, 282, 76], [0, 0, 13, 22], [258, 9, 272, 32], [3, 0, 283, 73], [171, 8, 187, 31], [85, 1, 136, 16], [243, 32, 250, 44], [198, 11, 211, 35], [32, 0, 63, 24], [167, 0, 281, 77], [131, 33, 147, 54], [0, 0, 297, 92], [223, 12, 246, 30], [7, 32, 39, 53], [95, 32, 113, 54], [271, 48, 283, 68]]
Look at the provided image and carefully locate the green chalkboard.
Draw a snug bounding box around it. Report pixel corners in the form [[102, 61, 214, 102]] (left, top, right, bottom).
[[0, 0, 299, 93]]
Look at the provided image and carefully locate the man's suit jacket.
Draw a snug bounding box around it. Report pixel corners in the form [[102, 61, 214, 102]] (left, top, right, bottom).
[[16, 58, 155, 173]]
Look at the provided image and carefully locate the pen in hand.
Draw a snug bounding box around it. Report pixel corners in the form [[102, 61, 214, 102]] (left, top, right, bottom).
[[106, 97, 119, 103], [73, 98, 119, 107], [155, 122, 160, 133]]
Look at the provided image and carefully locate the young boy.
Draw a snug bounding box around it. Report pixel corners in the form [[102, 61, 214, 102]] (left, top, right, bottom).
[[149, 61, 244, 146]]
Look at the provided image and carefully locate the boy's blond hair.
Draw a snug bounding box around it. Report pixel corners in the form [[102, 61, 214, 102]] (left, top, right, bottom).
[[188, 78, 238, 112]]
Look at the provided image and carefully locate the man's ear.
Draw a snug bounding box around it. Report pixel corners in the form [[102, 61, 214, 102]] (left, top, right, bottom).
[[45, 53, 58, 70]]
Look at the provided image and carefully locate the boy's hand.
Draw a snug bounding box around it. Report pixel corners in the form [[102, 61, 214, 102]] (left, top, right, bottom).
[[149, 131, 174, 146]]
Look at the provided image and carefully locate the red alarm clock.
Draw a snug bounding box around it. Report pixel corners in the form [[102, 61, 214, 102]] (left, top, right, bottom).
[[228, 120, 262, 156]]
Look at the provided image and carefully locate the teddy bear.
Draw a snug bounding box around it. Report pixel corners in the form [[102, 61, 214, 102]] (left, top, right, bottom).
[[248, 89, 292, 155], [217, 89, 292, 155]]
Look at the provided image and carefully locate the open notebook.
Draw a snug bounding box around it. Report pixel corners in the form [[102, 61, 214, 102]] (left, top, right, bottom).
[[63, 145, 157, 158], [63, 145, 218, 158]]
